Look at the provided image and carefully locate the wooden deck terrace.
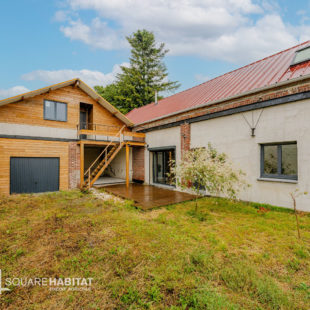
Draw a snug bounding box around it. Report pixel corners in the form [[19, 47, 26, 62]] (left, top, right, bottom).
[[103, 183, 197, 210]]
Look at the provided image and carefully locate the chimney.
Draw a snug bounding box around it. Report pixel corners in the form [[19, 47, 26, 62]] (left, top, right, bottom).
[[155, 90, 158, 105]]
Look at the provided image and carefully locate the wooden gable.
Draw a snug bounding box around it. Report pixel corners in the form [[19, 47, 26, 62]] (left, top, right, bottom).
[[0, 85, 126, 130]]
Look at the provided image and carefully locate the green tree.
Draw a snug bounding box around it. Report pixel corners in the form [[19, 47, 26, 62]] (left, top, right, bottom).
[[94, 29, 180, 114], [94, 83, 127, 114], [169, 145, 249, 212]]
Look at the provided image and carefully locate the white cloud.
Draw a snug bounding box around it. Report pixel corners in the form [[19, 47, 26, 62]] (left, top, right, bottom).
[[21, 63, 129, 87], [195, 74, 210, 83], [1, 64, 131, 101], [61, 18, 127, 50], [53, 10, 69, 22], [191, 14, 298, 63], [54, 0, 308, 64], [0, 86, 30, 100]]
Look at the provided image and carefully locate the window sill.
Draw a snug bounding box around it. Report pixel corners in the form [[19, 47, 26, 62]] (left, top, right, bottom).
[[257, 178, 298, 184], [44, 118, 67, 122]]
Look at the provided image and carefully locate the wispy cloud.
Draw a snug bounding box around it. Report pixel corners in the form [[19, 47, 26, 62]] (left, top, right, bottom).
[[21, 63, 129, 87], [53, 10, 69, 22], [1, 63, 131, 100], [53, 0, 308, 64], [195, 74, 210, 83], [0, 86, 30, 100]]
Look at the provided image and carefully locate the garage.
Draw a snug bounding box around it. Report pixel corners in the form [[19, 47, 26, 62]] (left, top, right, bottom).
[[10, 157, 60, 194]]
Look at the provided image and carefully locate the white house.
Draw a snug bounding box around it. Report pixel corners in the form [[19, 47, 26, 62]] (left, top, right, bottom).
[[128, 41, 310, 211]]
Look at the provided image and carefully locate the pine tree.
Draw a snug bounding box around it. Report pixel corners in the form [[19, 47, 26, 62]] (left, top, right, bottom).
[[94, 29, 180, 114]]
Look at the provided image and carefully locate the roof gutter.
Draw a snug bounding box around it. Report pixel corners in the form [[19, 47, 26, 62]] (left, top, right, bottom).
[[134, 73, 310, 128]]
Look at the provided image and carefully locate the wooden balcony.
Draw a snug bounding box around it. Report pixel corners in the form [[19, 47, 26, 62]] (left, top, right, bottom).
[[77, 123, 145, 142]]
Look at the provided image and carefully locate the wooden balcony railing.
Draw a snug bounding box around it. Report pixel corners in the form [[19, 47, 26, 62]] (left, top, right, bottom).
[[77, 123, 145, 141]]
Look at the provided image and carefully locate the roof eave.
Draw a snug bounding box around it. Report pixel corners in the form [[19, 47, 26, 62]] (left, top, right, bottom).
[[133, 73, 310, 127], [78, 80, 134, 127], [0, 79, 78, 107], [0, 78, 134, 128]]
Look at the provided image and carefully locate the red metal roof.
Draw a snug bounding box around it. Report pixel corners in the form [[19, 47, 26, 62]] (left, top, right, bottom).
[[127, 41, 310, 125]]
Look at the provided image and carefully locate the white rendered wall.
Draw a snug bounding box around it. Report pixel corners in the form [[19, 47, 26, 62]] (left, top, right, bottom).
[[108, 147, 133, 180], [145, 99, 310, 211], [0, 122, 129, 142], [145, 126, 181, 186], [0, 122, 77, 139]]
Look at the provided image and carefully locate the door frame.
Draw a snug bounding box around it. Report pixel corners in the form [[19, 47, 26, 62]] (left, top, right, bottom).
[[79, 102, 93, 139], [148, 146, 176, 187]]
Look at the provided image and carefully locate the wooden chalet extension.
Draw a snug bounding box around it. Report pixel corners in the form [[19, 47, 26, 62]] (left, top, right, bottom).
[[0, 79, 145, 195]]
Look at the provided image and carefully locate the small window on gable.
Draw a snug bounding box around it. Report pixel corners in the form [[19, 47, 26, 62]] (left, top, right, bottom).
[[291, 46, 310, 66], [261, 142, 297, 180], [44, 100, 67, 122]]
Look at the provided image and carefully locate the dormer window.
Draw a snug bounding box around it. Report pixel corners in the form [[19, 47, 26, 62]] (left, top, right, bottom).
[[291, 46, 310, 66]]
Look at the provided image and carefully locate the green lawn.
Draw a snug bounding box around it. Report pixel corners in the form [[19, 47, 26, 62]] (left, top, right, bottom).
[[0, 190, 309, 309]]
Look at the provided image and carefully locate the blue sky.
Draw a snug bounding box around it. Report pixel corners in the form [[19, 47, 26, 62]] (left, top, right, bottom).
[[1, 0, 310, 99]]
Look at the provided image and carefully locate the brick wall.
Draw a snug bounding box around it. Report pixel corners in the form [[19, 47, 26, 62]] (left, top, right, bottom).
[[132, 146, 145, 182], [180, 122, 191, 158], [68, 142, 80, 188]]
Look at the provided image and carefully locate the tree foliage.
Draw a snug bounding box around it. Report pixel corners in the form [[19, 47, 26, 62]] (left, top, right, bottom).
[[94, 83, 126, 113], [94, 29, 180, 114], [170, 145, 248, 211]]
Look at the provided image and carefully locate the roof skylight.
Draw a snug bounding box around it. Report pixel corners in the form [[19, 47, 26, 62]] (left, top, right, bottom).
[[291, 46, 310, 66]]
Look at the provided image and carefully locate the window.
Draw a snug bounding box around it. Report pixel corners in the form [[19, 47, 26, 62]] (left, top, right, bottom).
[[152, 148, 175, 186], [261, 143, 297, 180], [291, 46, 310, 66], [44, 100, 67, 122]]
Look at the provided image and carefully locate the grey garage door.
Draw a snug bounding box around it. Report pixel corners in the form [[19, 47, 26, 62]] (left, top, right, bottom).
[[10, 157, 60, 194]]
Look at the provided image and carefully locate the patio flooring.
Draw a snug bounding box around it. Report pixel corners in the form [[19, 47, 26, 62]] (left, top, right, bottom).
[[103, 183, 196, 210]]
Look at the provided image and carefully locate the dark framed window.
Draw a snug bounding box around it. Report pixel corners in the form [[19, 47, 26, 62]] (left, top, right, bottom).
[[151, 147, 176, 186], [44, 100, 67, 122], [261, 142, 297, 180]]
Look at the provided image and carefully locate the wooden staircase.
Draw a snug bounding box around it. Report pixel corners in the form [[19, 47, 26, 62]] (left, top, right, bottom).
[[81, 126, 125, 190]]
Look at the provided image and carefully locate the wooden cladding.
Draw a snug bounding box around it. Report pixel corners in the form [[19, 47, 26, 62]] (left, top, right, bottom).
[[0, 86, 125, 130], [0, 138, 69, 195], [123, 131, 146, 138]]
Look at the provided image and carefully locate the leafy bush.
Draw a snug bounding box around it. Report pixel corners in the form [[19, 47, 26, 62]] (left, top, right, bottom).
[[170, 144, 248, 211]]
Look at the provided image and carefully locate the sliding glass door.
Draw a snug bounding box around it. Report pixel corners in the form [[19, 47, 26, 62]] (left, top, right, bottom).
[[153, 149, 175, 185]]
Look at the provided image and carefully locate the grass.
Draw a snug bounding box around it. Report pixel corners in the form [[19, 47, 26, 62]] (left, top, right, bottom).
[[0, 190, 309, 309]]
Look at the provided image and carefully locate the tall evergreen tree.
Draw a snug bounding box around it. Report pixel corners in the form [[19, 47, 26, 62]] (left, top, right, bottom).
[[94, 29, 180, 114]]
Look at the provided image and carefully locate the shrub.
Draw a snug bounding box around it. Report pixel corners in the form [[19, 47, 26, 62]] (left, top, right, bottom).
[[170, 144, 248, 212]]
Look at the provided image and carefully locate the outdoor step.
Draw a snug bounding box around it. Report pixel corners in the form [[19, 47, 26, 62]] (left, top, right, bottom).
[[92, 166, 108, 177]]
